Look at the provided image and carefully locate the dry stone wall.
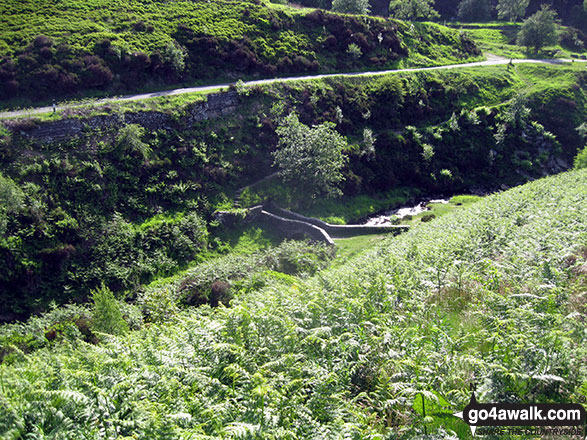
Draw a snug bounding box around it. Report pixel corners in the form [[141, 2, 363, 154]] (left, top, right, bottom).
[[3, 92, 239, 144]]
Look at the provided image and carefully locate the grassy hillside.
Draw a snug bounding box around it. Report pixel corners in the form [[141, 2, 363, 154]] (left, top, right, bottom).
[[1, 168, 586, 438], [453, 22, 587, 60], [0, 0, 481, 105], [0, 62, 584, 316]]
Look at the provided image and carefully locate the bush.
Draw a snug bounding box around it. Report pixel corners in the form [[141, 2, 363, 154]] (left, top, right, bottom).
[[91, 284, 129, 336], [421, 213, 436, 222], [573, 145, 587, 169], [346, 43, 363, 59], [0, 172, 23, 237], [117, 124, 152, 160], [389, 0, 439, 20]]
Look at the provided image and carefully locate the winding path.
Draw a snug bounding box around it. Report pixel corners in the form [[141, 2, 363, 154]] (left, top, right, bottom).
[[0, 57, 584, 119]]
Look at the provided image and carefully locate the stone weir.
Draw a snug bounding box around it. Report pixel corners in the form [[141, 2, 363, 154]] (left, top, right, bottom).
[[216, 203, 409, 245]]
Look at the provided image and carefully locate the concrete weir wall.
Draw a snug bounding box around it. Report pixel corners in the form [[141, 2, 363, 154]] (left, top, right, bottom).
[[257, 210, 334, 245], [264, 202, 409, 238], [217, 203, 408, 245]]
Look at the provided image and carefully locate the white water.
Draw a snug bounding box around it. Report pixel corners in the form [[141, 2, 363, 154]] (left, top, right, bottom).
[[363, 198, 449, 226]]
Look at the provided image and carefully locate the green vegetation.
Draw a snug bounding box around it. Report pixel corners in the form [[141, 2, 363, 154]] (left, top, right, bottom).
[[574, 146, 587, 169], [90, 284, 129, 336], [0, 171, 22, 236], [1, 0, 587, 434], [574, 122, 587, 170], [496, 0, 529, 22], [459, 24, 586, 59], [331, 0, 370, 15], [456, 0, 492, 22], [2, 168, 586, 438], [273, 112, 348, 200], [517, 6, 560, 53], [388, 0, 439, 21], [0, 0, 481, 105], [398, 194, 482, 227], [332, 234, 386, 264], [1, 62, 584, 315]]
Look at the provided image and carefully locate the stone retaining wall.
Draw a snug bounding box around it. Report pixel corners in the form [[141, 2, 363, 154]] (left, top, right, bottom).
[[4, 91, 239, 144]]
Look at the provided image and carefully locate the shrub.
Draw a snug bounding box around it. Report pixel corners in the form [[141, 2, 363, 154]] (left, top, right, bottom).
[[324, 34, 338, 49], [389, 0, 439, 20], [91, 284, 129, 336], [497, 0, 529, 22], [82, 63, 113, 87], [117, 124, 152, 160], [573, 145, 587, 169], [346, 43, 363, 59], [421, 213, 436, 222], [163, 42, 186, 73], [138, 287, 179, 323], [0, 172, 23, 237]]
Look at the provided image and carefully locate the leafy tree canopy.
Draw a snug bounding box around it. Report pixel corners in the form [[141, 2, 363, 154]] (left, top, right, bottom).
[[332, 0, 371, 15], [0, 172, 23, 237], [389, 0, 440, 21], [457, 0, 492, 22], [496, 0, 529, 22], [273, 113, 347, 200], [516, 5, 559, 53]]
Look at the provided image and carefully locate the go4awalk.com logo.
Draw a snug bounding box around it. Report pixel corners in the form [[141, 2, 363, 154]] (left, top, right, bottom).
[[453, 393, 587, 437]]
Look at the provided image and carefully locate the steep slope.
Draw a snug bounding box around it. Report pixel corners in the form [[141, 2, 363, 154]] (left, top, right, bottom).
[[1, 168, 586, 438], [1, 62, 585, 316], [0, 0, 480, 103]]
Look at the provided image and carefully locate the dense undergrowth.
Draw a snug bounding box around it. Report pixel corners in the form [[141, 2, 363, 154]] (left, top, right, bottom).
[[0, 62, 585, 316], [0, 0, 480, 105], [1, 168, 585, 438]]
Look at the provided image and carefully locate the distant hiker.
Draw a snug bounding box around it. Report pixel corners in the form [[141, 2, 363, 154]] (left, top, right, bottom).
[[52, 100, 56, 114]]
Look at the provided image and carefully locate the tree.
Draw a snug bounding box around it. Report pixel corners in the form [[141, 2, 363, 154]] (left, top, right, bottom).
[[0, 172, 23, 237], [516, 6, 559, 53], [273, 113, 347, 199], [163, 41, 186, 73], [496, 0, 529, 22], [331, 0, 371, 15], [389, 0, 439, 21], [457, 0, 492, 22]]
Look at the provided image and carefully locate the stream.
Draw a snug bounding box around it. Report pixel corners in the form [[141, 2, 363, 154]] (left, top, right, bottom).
[[362, 198, 449, 226]]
